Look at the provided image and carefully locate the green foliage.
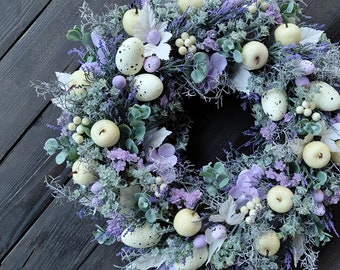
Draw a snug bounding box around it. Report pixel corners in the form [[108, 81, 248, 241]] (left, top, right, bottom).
[[118, 105, 151, 153], [217, 38, 242, 63], [44, 136, 78, 164], [184, 52, 208, 84], [66, 26, 94, 48], [200, 162, 230, 196]]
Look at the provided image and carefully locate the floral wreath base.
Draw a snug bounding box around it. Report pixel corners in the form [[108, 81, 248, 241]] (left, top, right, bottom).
[[34, 0, 340, 269]]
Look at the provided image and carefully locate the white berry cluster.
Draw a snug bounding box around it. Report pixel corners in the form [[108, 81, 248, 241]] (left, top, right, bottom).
[[67, 116, 91, 144], [151, 176, 168, 198], [295, 100, 321, 121], [247, 0, 270, 13], [240, 197, 264, 225], [175, 32, 197, 56]]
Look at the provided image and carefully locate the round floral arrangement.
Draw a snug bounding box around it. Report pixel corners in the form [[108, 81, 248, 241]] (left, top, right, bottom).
[[34, 0, 340, 269]]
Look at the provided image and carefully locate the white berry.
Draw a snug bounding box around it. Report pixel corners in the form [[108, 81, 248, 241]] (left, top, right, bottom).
[[181, 32, 189, 40], [178, 46, 188, 55], [303, 108, 312, 117], [188, 45, 197, 53], [175, 38, 184, 47], [296, 106, 304, 114], [75, 135, 84, 144], [312, 112, 321, 121], [68, 122, 77, 131], [240, 206, 249, 214], [246, 201, 255, 210], [73, 116, 82, 125], [82, 117, 90, 126], [76, 125, 85, 134], [302, 100, 310, 109]]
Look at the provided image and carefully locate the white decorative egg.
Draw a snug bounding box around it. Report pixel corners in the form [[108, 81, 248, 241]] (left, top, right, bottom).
[[121, 223, 161, 248], [173, 246, 208, 270], [134, 74, 164, 102], [261, 88, 288, 121], [311, 81, 340, 111], [115, 37, 145, 75]]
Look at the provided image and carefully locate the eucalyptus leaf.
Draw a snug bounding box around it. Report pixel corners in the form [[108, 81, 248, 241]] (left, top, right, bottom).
[[126, 138, 139, 153], [44, 138, 59, 154], [191, 69, 206, 84], [233, 50, 243, 63], [133, 125, 146, 141], [55, 150, 68, 164], [66, 28, 82, 41], [68, 145, 79, 161], [218, 178, 229, 189], [193, 52, 207, 63], [82, 32, 94, 48], [59, 135, 70, 147], [145, 209, 158, 223], [206, 184, 218, 196]]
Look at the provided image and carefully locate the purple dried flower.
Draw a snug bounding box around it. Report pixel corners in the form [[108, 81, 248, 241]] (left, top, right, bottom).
[[106, 212, 125, 241], [229, 164, 264, 201], [265, 3, 283, 24], [91, 182, 104, 194], [274, 160, 286, 171], [107, 147, 140, 173], [260, 122, 277, 141], [168, 188, 202, 208]]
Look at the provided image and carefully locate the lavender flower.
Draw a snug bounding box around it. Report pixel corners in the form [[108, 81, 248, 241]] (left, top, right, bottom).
[[168, 188, 202, 208], [107, 147, 140, 173], [260, 121, 277, 141], [106, 212, 125, 241], [265, 3, 283, 24]]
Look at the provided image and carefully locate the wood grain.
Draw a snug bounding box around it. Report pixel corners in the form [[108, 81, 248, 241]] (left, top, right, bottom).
[[0, 0, 51, 59]]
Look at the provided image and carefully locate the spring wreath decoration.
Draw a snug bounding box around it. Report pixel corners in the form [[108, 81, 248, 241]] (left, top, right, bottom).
[[33, 0, 340, 269]]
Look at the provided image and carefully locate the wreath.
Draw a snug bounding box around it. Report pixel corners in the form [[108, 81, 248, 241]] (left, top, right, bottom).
[[34, 0, 340, 269]]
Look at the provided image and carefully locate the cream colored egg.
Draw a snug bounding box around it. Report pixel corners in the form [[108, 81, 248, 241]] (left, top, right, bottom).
[[115, 37, 145, 75], [331, 140, 340, 164], [173, 246, 208, 270], [121, 223, 161, 248], [261, 88, 288, 121], [134, 74, 164, 102], [178, 0, 204, 13], [70, 70, 92, 87], [311, 81, 340, 112], [72, 159, 97, 186]]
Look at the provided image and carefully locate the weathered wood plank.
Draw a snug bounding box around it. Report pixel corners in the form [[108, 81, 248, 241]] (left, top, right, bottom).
[[0, 0, 101, 161], [0, 105, 68, 259], [0, 194, 99, 270], [303, 0, 340, 43], [0, 0, 51, 59]]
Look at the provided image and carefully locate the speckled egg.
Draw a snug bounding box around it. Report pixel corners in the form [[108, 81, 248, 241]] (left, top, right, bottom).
[[173, 246, 208, 270], [261, 88, 288, 121], [121, 223, 161, 248], [134, 74, 164, 102], [211, 224, 227, 240], [311, 81, 340, 111], [115, 37, 145, 75], [144, 56, 161, 73], [299, 60, 315, 75]]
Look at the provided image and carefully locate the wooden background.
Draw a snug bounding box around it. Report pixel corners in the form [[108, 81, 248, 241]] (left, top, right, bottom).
[[0, 0, 339, 269]]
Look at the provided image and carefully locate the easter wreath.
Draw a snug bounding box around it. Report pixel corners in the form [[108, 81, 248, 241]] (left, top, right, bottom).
[[34, 0, 340, 269]]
